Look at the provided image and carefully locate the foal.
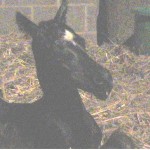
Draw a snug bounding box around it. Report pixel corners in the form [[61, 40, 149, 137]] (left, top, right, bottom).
[[16, 0, 113, 148], [0, 0, 114, 148]]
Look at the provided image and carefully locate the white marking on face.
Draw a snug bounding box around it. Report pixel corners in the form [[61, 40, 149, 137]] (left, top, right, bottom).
[[64, 30, 74, 42]]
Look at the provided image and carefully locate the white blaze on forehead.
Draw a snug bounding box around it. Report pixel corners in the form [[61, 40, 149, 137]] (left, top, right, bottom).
[[64, 30, 74, 41]]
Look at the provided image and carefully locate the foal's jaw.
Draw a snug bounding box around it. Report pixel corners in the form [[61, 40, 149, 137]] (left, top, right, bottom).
[[55, 30, 113, 100]]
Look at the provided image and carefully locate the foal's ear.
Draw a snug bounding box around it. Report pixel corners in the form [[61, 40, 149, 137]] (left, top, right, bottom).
[[54, 0, 68, 25], [16, 12, 39, 37]]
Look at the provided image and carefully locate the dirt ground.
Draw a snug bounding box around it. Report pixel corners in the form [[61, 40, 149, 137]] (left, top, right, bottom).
[[0, 33, 150, 148]]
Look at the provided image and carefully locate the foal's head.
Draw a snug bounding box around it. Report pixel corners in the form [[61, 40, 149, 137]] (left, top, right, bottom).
[[16, 0, 113, 100]]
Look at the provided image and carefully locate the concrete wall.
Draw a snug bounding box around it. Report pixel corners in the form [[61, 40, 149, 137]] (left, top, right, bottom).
[[0, 0, 99, 43]]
